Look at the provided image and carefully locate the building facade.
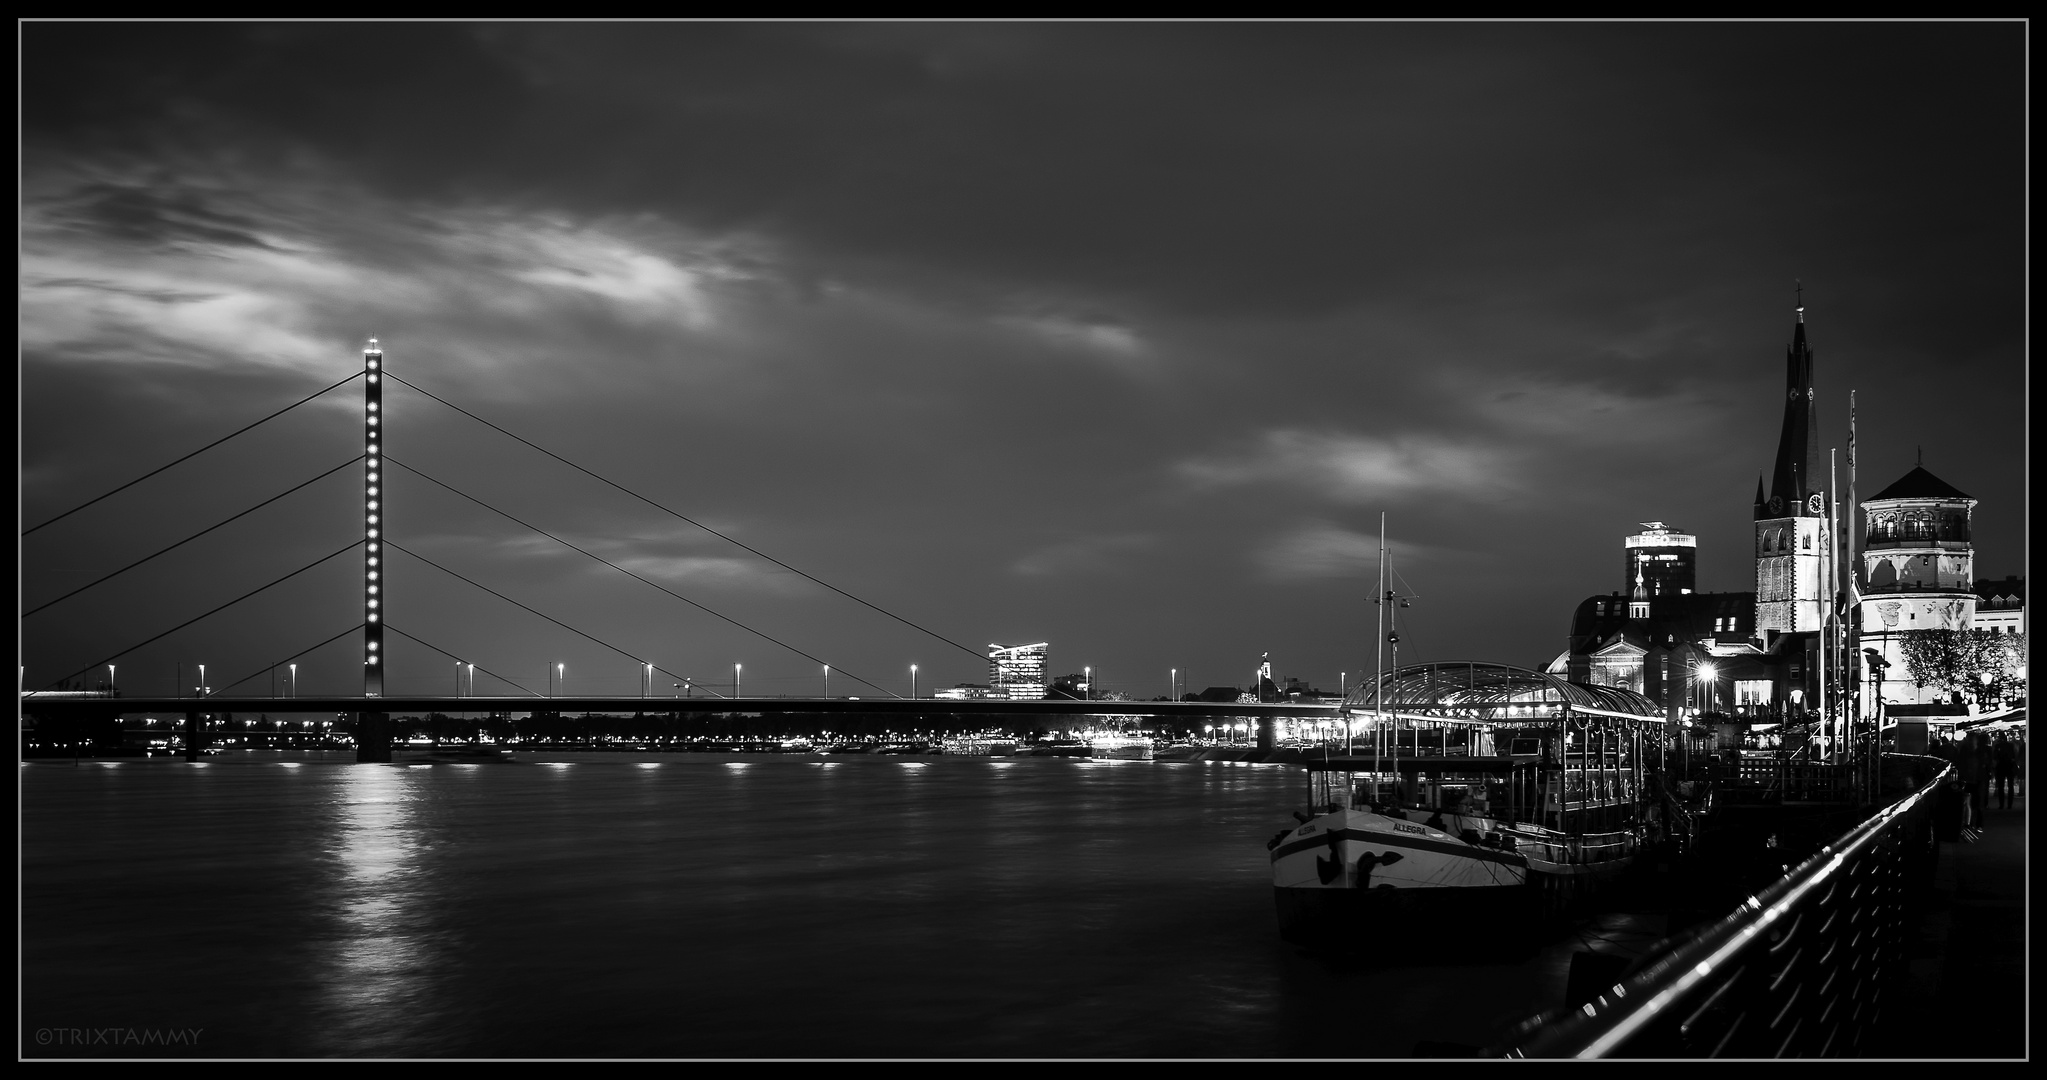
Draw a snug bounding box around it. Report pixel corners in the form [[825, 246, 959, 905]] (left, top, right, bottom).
[[1858, 465, 1981, 719], [1558, 299, 2021, 737], [988, 642, 1048, 700], [1626, 522, 1697, 599]]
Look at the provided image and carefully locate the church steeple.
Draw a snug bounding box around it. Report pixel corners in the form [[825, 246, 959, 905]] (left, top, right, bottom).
[[1759, 287, 1822, 521], [1754, 289, 1829, 638]]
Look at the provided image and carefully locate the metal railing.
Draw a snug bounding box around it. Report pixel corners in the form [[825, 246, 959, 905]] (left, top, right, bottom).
[[1496, 756, 1950, 1058], [1709, 758, 1862, 805]]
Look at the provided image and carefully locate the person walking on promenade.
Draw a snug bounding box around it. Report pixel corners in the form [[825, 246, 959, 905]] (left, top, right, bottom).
[[1958, 731, 1990, 830], [1992, 734, 2018, 810]]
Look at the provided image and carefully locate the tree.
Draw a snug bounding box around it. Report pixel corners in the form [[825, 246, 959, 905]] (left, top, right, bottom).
[[1897, 630, 2022, 705]]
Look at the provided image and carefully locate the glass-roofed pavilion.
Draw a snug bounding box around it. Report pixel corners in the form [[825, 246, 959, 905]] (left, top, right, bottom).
[[1345, 661, 1660, 721]]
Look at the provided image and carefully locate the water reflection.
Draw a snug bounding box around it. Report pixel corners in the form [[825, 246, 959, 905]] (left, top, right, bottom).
[[314, 765, 434, 1054]]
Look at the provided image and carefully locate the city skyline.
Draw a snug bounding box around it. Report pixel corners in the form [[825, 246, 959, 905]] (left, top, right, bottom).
[[20, 21, 2026, 702]]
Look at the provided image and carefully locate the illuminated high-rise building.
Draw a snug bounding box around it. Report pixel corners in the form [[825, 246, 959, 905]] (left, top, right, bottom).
[[988, 643, 1048, 700], [1624, 522, 1696, 598]]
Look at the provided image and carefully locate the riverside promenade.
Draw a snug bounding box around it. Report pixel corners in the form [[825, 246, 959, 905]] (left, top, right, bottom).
[[1872, 788, 2028, 1060]]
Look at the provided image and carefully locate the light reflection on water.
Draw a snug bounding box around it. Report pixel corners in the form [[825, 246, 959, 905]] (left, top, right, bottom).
[[24, 753, 1582, 1058], [314, 765, 433, 1054]]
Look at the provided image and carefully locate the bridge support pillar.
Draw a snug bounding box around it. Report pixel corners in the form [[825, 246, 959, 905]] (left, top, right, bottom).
[[1257, 716, 1275, 753], [184, 710, 202, 761], [355, 711, 392, 763]]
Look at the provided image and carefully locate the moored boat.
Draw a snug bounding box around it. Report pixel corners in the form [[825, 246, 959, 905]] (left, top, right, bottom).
[[1088, 735, 1155, 761], [941, 736, 1020, 756], [1270, 662, 1664, 947]]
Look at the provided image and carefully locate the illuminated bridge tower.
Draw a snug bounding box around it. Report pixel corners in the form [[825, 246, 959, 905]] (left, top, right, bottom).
[[358, 338, 390, 762], [364, 337, 385, 697], [1753, 294, 1828, 705]]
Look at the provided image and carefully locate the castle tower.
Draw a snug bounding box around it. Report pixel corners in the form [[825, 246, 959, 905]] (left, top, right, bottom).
[[1859, 462, 1978, 715], [1754, 297, 1828, 636]]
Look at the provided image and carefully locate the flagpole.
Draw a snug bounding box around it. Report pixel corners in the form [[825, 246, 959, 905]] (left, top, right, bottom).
[[1829, 448, 1841, 765], [1848, 390, 1866, 790]]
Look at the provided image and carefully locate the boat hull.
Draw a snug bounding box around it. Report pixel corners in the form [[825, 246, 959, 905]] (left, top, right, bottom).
[[1270, 809, 1536, 943]]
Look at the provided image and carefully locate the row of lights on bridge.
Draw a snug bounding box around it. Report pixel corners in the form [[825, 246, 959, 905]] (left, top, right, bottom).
[[365, 338, 383, 695]]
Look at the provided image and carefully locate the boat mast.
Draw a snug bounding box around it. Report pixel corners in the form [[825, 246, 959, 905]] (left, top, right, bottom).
[[1374, 511, 1387, 802], [1387, 525, 1401, 802]]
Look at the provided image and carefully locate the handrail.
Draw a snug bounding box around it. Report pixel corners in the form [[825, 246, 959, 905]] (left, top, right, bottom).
[[1497, 756, 1951, 1058]]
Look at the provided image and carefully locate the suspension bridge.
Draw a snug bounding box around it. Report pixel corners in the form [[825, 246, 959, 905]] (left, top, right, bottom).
[[21, 338, 1339, 761]]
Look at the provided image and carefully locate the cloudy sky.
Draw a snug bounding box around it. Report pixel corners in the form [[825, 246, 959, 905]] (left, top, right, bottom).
[[20, 21, 2026, 702]]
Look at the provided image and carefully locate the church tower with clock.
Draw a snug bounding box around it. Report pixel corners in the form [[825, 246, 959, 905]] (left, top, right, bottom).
[[1754, 296, 1829, 640]]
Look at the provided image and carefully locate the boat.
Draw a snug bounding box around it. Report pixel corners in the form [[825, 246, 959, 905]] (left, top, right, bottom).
[[1270, 666, 1666, 945], [1026, 738, 1091, 758], [941, 736, 1020, 756], [1088, 735, 1155, 761]]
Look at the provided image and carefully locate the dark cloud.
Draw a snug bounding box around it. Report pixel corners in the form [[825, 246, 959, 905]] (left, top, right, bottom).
[[18, 21, 2024, 698]]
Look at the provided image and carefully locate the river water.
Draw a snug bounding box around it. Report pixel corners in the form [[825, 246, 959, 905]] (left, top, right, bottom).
[[22, 751, 1624, 1059]]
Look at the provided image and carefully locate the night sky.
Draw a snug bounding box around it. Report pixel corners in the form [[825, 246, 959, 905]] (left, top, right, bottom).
[[20, 22, 2027, 703]]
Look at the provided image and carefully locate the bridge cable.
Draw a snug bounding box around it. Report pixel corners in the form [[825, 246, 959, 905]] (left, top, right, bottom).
[[380, 624, 544, 698], [23, 455, 366, 618], [35, 539, 365, 693], [206, 622, 368, 698], [385, 371, 985, 664], [23, 370, 364, 537], [388, 540, 907, 700], [386, 456, 900, 698], [385, 539, 899, 699]]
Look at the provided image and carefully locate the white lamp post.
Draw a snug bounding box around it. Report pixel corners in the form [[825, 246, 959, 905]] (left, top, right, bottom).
[[910, 664, 918, 699]]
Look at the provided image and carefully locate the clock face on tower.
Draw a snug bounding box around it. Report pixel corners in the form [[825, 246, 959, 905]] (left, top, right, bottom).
[[1769, 495, 1784, 515], [1808, 494, 1825, 515]]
